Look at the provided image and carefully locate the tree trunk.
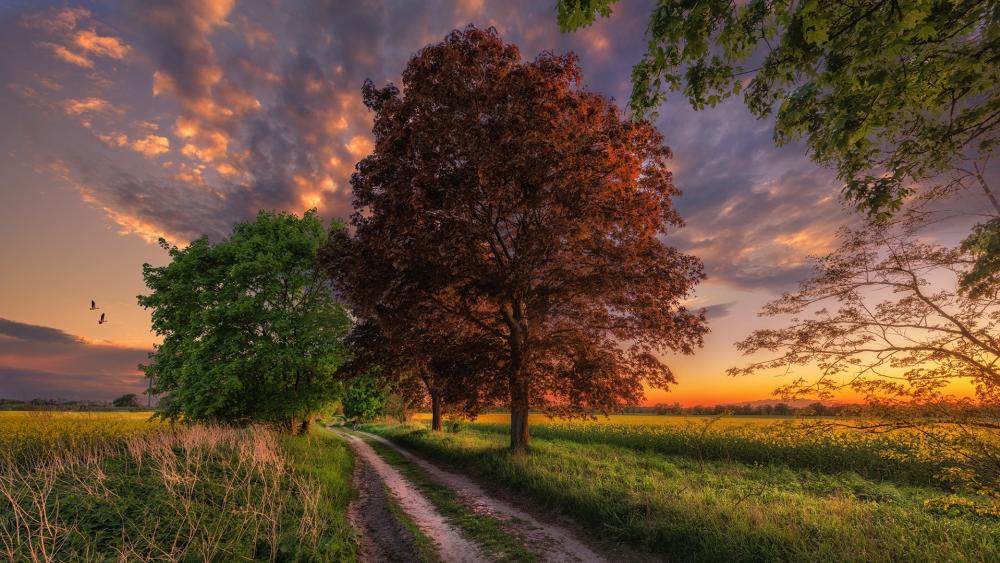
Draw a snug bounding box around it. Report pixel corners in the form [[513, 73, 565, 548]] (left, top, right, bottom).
[[431, 392, 443, 432], [298, 417, 311, 435], [509, 373, 530, 453], [504, 301, 531, 453]]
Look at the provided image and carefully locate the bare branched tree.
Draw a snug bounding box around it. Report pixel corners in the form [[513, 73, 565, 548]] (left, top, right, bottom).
[[729, 225, 1000, 492], [730, 227, 998, 402]]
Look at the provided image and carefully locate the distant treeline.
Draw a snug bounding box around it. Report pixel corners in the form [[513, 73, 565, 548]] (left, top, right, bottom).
[[624, 402, 854, 417], [0, 398, 149, 411]]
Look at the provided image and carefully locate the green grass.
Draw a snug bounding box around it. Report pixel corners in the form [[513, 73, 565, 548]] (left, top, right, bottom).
[[465, 419, 944, 486], [363, 436, 538, 562], [365, 423, 1000, 563]]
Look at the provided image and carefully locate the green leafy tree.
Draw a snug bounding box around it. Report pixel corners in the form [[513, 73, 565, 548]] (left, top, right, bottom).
[[559, 0, 1000, 284], [342, 375, 388, 422], [138, 210, 350, 431]]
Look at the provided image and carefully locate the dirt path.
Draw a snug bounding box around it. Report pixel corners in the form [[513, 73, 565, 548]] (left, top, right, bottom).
[[347, 455, 425, 562], [356, 430, 609, 563], [335, 429, 488, 562]]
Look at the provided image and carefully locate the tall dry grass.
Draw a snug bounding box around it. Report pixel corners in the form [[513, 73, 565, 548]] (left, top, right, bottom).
[[0, 424, 326, 561]]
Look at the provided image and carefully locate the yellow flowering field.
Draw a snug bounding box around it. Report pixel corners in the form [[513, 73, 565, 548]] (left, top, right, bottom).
[[0, 410, 163, 463], [413, 412, 789, 427]]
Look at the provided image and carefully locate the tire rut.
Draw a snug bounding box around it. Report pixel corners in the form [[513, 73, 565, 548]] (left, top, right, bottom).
[[336, 428, 488, 563], [348, 455, 424, 562]]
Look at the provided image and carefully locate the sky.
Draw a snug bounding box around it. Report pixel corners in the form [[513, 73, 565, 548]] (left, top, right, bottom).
[[0, 0, 982, 405]]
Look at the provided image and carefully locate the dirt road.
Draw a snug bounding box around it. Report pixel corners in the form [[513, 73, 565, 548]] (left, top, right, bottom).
[[356, 430, 608, 563], [336, 428, 487, 562]]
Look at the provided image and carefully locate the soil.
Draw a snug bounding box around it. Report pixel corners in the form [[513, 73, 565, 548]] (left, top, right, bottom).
[[347, 458, 424, 562]]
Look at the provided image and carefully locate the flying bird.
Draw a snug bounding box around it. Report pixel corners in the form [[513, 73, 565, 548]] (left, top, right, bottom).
[[98, 313, 107, 325], [90, 300, 99, 310]]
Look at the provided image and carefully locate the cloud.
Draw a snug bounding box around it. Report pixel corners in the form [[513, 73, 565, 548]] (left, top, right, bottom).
[[20, 7, 90, 35], [37, 41, 94, 68], [13, 0, 852, 295], [98, 132, 171, 157], [23, 7, 131, 69], [703, 302, 736, 319], [73, 29, 131, 60], [129, 0, 241, 169], [63, 96, 113, 115], [345, 135, 374, 158], [0, 319, 150, 400], [0, 318, 81, 344], [130, 134, 171, 156], [237, 15, 274, 48], [659, 100, 852, 292]]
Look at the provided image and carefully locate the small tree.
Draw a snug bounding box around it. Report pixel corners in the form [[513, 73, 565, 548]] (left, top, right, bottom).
[[342, 375, 388, 422], [112, 393, 139, 408], [138, 210, 350, 432], [341, 27, 707, 451]]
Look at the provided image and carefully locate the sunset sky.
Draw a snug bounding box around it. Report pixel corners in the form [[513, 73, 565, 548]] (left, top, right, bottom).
[[0, 0, 983, 405]]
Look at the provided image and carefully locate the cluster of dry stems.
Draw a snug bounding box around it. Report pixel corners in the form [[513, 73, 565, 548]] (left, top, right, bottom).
[[0, 425, 323, 562]]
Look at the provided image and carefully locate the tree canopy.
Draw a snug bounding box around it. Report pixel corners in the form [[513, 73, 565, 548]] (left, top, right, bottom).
[[558, 0, 999, 219], [322, 232, 506, 432], [329, 26, 707, 451], [138, 210, 350, 430], [342, 374, 389, 422]]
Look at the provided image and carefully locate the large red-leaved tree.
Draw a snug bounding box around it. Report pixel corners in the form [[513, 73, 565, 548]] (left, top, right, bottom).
[[331, 26, 707, 451]]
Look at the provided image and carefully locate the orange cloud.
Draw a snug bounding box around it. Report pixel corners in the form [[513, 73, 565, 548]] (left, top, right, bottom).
[[63, 97, 113, 115], [174, 117, 231, 163], [345, 135, 373, 158], [74, 182, 183, 244], [38, 41, 94, 67], [26, 7, 131, 69], [72, 29, 130, 60], [108, 134, 170, 158], [20, 6, 90, 34]]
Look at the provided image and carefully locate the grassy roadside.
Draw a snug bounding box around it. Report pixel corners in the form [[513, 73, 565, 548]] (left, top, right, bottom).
[[363, 436, 538, 562], [279, 425, 359, 561], [364, 424, 1000, 562]]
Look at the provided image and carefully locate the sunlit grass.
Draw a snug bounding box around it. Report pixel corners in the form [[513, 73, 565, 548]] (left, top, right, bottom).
[[367, 422, 1000, 562], [412, 413, 996, 488]]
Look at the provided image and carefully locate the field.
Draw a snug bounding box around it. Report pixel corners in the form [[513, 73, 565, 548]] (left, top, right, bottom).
[[372, 414, 1000, 562], [5, 411, 998, 562], [0, 412, 356, 561]]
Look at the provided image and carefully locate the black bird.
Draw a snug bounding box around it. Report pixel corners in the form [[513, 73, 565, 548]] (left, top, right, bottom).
[[90, 300, 99, 310], [98, 313, 107, 325]]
